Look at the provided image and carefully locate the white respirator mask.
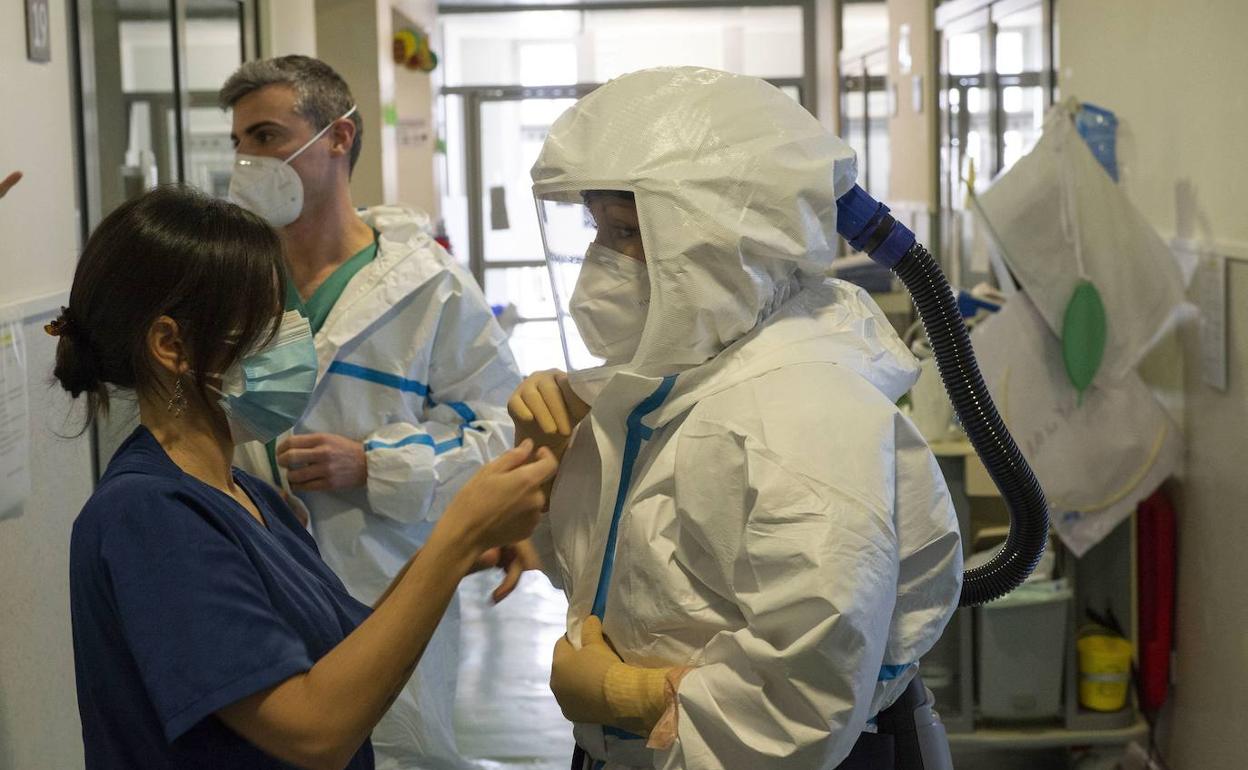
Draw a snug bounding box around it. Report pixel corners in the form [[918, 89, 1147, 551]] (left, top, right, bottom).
[[228, 105, 357, 228], [568, 242, 650, 364]]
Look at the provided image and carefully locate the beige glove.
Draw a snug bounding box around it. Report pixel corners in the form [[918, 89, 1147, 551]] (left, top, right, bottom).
[[508, 369, 591, 459], [551, 616, 670, 735]]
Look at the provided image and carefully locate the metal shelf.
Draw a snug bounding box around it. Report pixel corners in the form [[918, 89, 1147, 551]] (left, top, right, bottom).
[[948, 718, 1147, 749], [927, 449, 1143, 752]]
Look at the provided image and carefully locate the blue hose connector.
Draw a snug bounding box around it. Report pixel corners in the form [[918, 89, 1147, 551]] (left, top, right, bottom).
[[835, 184, 917, 269]]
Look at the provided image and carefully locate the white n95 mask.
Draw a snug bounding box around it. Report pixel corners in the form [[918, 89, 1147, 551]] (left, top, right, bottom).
[[228, 105, 358, 227], [212, 310, 318, 444], [568, 242, 650, 363]]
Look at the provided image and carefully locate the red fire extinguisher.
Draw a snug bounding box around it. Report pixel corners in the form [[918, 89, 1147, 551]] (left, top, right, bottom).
[[1137, 488, 1176, 713]]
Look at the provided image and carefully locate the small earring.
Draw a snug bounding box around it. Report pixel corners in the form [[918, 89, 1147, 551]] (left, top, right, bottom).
[[167, 377, 188, 417]]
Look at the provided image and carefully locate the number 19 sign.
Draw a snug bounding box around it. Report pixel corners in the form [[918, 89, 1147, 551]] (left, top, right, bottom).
[[26, 0, 51, 63]]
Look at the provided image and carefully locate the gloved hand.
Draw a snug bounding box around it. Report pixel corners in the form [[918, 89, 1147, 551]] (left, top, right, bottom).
[[550, 616, 670, 735], [508, 369, 591, 459]]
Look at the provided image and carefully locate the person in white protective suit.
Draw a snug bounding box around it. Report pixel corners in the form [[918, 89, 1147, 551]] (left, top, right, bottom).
[[511, 67, 964, 770], [220, 56, 525, 770]]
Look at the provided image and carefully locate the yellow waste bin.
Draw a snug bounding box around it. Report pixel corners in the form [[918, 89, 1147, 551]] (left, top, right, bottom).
[[1077, 634, 1133, 712]]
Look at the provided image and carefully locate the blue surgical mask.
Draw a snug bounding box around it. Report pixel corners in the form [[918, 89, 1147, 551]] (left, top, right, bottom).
[[212, 310, 318, 444]]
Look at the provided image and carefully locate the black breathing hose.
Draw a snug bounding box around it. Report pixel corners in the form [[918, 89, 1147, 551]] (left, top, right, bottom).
[[892, 242, 1049, 606], [836, 185, 1049, 607]]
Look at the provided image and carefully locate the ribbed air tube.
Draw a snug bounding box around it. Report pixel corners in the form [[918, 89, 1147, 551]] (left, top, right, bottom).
[[892, 242, 1049, 606]]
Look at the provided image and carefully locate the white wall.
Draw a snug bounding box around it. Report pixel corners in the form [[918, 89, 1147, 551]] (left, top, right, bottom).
[[0, 2, 94, 769], [315, 0, 400, 207], [314, 0, 441, 211], [260, 0, 318, 58], [1057, 0, 1248, 767], [886, 0, 936, 208], [393, 0, 440, 218]]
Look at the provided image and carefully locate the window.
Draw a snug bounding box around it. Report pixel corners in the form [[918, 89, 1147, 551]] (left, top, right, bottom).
[[839, 0, 889, 223], [840, 47, 891, 202], [937, 0, 1053, 285]]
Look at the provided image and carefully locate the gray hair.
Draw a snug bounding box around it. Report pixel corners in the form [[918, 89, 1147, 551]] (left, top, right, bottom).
[[219, 55, 363, 172]]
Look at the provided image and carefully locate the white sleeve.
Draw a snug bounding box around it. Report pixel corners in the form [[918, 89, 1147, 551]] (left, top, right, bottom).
[[364, 269, 522, 524], [884, 413, 962, 670]]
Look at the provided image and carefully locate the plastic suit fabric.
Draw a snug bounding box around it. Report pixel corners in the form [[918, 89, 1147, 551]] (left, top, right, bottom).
[[236, 206, 520, 770], [976, 100, 1192, 385], [530, 68, 963, 770], [970, 291, 1180, 557]]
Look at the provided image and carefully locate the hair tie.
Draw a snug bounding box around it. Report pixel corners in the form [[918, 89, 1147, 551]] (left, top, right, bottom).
[[45, 307, 76, 338]]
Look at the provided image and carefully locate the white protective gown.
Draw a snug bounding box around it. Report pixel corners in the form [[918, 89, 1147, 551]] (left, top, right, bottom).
[[236, 206, 520, 770], [529, 68, 963, 770]]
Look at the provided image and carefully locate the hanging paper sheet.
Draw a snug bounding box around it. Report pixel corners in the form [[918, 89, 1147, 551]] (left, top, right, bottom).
[[0, 315, 31, 518], [976, 100, 1193, 386], [971, 292, 1180, 556]]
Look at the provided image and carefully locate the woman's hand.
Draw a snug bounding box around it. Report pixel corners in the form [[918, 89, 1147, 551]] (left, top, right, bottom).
[[484, 539, 542, 604], [508, 370, 591, 458], [445, 440, 558, 553], [0, 171, 22, 199]]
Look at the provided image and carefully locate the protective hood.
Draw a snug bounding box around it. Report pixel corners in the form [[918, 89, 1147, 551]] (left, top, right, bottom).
[[531, 67, 858, 377]]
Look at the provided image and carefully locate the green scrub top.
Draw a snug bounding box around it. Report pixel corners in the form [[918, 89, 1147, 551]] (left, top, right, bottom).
[[268, 230, 380, 486], [287, 230, 380, 335]]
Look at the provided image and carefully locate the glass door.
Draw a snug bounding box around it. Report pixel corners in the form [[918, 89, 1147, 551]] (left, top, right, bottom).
[[183, 0, 250, 197], [79, 0, 180, 224], [77, 0, 256, 228], [462, 88, 595, 375], [840, 47, 890, 201], [939, 9, 992, 287], [995, 2, 1049, 173], [75, 0, 257, 475]]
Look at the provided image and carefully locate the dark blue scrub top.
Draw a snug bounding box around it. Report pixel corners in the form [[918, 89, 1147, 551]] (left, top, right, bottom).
[[70, 426, 375, 769]]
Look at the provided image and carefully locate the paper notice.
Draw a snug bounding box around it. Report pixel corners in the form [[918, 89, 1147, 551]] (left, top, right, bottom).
[[0, 316, 31, 518], [1198, 255, 1228, 391]]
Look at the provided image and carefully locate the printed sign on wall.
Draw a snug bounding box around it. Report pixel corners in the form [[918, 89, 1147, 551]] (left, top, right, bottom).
[[26, 0, 51, 63]]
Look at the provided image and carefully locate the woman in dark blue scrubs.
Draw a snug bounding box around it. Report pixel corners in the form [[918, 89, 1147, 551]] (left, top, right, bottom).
[[51, 186, 556, 770]]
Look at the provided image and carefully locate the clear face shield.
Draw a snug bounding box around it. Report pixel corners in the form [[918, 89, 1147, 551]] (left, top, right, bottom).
[[535, 190, 651, 372]]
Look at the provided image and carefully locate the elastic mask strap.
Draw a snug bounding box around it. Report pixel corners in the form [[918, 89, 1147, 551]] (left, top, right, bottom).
[[284, 104, 358, 165]]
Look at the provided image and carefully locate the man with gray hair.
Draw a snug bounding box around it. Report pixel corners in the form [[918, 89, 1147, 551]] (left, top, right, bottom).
[[221, 55, 528, 770]]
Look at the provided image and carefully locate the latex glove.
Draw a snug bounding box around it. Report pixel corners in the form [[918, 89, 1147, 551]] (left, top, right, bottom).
[[278, 433, 367, 492], [508, 369, 591, 459], [550, 616, 669, 735]]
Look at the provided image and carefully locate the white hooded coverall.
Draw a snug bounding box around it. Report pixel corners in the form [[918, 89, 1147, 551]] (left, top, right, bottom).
[[236, 206, 521, 770], [529, 68, 963, 770]]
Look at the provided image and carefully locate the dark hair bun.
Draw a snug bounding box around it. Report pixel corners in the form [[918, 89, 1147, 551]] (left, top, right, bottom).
[[52, 331, 105, 401], [56, 185, 285, 431]]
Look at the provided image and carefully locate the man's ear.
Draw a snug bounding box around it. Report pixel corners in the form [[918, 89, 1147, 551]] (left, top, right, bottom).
[[328, 116, 357, 161]]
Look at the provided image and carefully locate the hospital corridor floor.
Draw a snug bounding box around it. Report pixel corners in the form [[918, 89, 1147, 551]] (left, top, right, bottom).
[[454, 571, 576, 769]]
